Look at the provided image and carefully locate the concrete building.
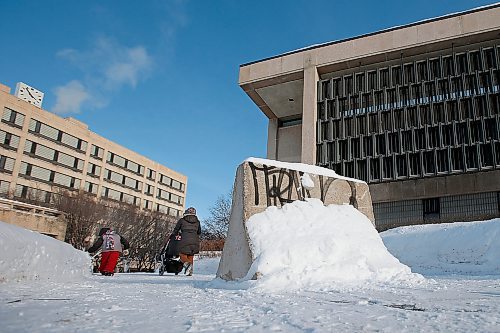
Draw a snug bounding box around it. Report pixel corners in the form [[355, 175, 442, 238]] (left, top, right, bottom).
[[0, 81, 187, 228], [239, 4, 500, 230]]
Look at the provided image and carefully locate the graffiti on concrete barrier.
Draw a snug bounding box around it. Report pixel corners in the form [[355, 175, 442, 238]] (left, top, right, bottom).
[[248, 162, 358, 208]]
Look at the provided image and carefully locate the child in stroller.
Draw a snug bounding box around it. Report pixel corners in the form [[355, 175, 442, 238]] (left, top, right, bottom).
[[158, 234, 184, 275]]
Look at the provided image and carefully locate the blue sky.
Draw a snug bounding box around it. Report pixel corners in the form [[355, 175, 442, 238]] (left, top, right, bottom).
[[0, 0, 497, 220]]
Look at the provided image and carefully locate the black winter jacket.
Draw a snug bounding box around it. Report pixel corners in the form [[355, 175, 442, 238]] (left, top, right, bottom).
[[172, 215, 201, 255]]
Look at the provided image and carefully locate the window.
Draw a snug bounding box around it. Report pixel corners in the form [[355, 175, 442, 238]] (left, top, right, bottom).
[[29, 119, 87, 151], [380, 68, 390, 88], [84, 182, 98, 194], [0, 155, 15, 173], [409, 153, 421, 177], [404, 63, 415, 84], [2, 107, 25, 127], [396, 154, 407, 178], [19, 162, 80, 189], [90, 145, 103, 159], [456, 53, 468, 75], [423, 151, 435, 175], [159, 174, 171, 186], [382, 156, 394, 180], [417, 61, 428, 82], [24, 140, 83, 171], [0, 180, 10, 196], [392, 66, 402, 86], [437, 149, 449, 173], [367, 71, 377, 91], [106, 151, 144, 175], [423, 198, 440, 220], [105, 169, 142, 191], [451, 147, 465, 171], [369, 157, 380, 182], [0, 130, 20, 150], [442, 56, 454, 77], [355, 73, 365, 93], [145, 184, 154, 196], [87, 163, 101, 177]]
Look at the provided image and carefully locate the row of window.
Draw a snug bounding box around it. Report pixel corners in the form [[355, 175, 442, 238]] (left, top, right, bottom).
[[159, 173, 185, 192], [323, 142, 500, 182], [321, 46, 500, 98], [2, 106, 186, 193], [6, 182, 181, 218], [14, 184, 57, 205], [320, 84, 500, 121], [100, 187, 180, 217], [24, 140, 84, 171], [19, 162, 81, 189], [104, 168, 143, 192], [107, 151, 145, 175], [157, 188, 184, 205], [14, 159, 185, 206], [319, 117, 500, 162], [29, 119, 88, 152], [155, 202, 180, 217], [374, 191, 499, 228], [101, 186, 139, 206]]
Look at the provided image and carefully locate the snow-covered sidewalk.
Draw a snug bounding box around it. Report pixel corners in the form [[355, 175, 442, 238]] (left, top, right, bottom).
[[1, 213, 500, 332], [1, 258, 499, 333]]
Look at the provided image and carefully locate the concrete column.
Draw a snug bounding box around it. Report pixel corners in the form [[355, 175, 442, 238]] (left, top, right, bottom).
[[267, 118, 278, 160], [301, 65, 319, 164]]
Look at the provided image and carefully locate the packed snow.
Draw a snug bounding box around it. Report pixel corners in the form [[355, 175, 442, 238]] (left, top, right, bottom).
[[382, 218, 500, 276], [0, 221, 91, 283], [246, 157, 365, 183], [243, 199, 424, 291], [1, 207, 500, 332]]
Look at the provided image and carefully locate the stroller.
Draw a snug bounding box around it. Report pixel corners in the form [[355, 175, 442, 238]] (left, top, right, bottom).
[[158, 234, 184, 276]]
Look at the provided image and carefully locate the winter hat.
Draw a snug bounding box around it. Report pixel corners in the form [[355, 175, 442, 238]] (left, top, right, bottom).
[[184, 207, 196, 216], [98, 227, 110, 236]]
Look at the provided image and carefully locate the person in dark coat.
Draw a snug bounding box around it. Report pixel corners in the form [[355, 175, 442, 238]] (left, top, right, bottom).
[[87, 227, 130, 276], [171, 207, 201, 276]]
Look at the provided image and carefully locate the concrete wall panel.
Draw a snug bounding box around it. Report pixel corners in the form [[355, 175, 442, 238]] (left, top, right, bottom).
[[371, 170, 500, 203], [277, 125, 302, 162], [217, 160, 374, 280], [462, 7, 500, 33]]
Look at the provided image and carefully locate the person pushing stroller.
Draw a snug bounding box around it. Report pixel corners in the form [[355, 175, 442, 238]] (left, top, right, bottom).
[[170, 207, 201, 276]]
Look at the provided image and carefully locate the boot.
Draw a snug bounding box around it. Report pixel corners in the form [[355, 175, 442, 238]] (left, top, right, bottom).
[[183, 262, 192, 275]]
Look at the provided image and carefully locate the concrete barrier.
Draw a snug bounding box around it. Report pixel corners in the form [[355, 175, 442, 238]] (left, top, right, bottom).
[[216, 158, 374, 281], [0, 198, 66, 240]]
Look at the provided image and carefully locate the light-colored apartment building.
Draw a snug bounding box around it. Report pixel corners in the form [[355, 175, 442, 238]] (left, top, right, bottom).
[[240, 4, 500, 230], [0, 81, 187, 221]]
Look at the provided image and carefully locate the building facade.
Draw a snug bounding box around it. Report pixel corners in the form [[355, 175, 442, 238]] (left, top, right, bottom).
[[0, 82, 187, 220], [239, 4, 500, 230]]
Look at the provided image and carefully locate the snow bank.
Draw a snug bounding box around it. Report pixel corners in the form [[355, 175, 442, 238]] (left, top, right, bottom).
[[0, 221, 91, 283], [242, 199, 424, 291], [381, 219, 500, 276]]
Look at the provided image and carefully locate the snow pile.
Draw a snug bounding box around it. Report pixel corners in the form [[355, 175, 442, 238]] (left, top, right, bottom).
[[243, 199, 424, 291], [381, 219, 500, 276], [0, 221, 91, 283]]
